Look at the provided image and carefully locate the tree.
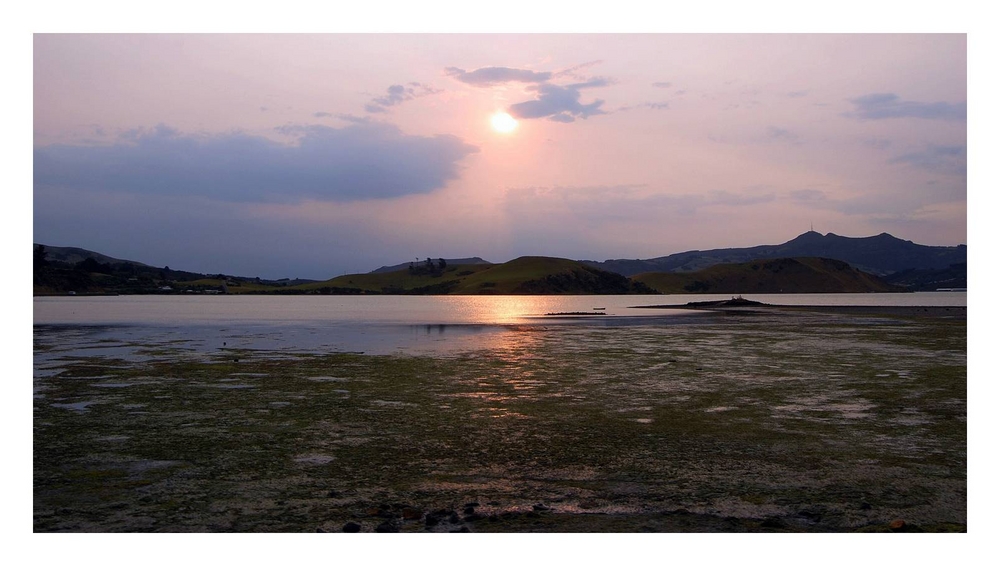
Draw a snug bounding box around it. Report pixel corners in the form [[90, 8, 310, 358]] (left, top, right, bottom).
[[33, 245, 48, 271], [438, 258, 447, 270]]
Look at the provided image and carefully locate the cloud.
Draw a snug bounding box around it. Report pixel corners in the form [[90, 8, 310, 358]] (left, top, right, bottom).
[[786, 90, 809, 98], [889, 145, 967, 176], [846, 93, 966, 121], [444, 66, 552, 86], [766, 126, 802, 144], [617, 102, 670, 112], [313, 111, 333, 118], [652, 82, 672, 88], [508, 81, 609, 123], [34, 122, 478, 203], [552, 60, 604, 80], [364, 82, 441, 113]]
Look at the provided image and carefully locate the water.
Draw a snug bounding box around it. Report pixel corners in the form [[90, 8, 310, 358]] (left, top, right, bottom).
[[33, 293, 966, 356], [32, 292, 968, 531], [33, 292, 966, 326]]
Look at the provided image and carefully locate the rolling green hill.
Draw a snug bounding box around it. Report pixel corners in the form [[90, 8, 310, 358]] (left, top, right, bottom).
[[632, 257, 905, 294], [297, 256, 657, 295]]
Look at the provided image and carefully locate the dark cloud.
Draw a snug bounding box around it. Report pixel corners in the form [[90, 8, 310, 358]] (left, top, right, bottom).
[[313, 111, 333, 118], [889, 145, 967, 176], [846, 93, 966, 121], [364, 83, 441, 113], [508, 80, 608, 123], [444, 66, 552, 86], [34, 122, 478, 203]]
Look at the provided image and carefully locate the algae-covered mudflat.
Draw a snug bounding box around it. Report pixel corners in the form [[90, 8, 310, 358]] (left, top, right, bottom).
[[33, 308, 966, 532]]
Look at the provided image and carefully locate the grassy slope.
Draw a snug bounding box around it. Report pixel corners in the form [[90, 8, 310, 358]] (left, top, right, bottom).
[[287, 256, 645, 295], [296, 263, 495, 294], [451, 256, 596, 294], [632, 257, 903, 294]]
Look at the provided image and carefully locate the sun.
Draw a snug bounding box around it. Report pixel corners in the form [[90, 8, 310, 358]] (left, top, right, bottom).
[[490, 112, 518, 134]]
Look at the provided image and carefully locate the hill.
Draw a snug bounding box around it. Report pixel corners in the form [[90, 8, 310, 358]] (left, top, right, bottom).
[[370, 257, 493, 274], [632, 257, 905, 294], [32, 244, 317, 295], [882, 263, 967, 291], [304, 256, 657, 295], [584, 231, 967, 277]]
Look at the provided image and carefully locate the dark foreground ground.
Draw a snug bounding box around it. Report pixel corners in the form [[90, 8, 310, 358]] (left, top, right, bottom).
[[33, 307, 966, 532]]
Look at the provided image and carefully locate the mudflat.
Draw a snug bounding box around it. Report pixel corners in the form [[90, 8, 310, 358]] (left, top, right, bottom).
[[34, 308, 966, 532]]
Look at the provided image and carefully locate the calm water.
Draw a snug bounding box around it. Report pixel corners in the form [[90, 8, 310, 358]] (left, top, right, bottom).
[[33, 292, 966, 325], [33, 293, 966, 357], [33, 292, 967, 531]]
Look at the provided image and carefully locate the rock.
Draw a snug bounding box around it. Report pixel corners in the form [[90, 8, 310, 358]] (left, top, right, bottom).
[[760, 517, 786, 529], [402, 507, 423, 521], [533, 503, 551, 512], [327, 490, 341, 498], [342, 522, 361, 533], [316, 527, 327, 533], [450, 526, 470, 533], [859, 501, 872, 510], [448, 511, 461, 524], [889, 519, 906, 530], [375, 521, 399, 533]]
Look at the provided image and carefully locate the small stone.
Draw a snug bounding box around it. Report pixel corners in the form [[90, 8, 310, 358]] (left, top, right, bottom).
[[889, 519, 906, 530], [327, 490, 341, 498], [450, 526, 470, 533], [375, 521, 399, 533], [448, 511, 461, 524], [859, 501, 872, 510], [533, 503, 551, 512], [761, 517, 786, 529], [402, 507, 423, 521], [342, 522, 361, 533], [316, 527, 327, 533]]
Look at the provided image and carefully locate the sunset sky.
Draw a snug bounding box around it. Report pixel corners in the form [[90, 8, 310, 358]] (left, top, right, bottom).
[[33, 33, 968, 279]]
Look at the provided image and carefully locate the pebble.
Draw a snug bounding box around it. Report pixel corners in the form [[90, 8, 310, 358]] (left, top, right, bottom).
[[375, 521, 399, 533], [889, 519, 906, 530], [342, 522, 361, 533]]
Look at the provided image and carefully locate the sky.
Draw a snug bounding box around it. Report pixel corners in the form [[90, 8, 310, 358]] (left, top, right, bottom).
[[33, 33, 968, 280]]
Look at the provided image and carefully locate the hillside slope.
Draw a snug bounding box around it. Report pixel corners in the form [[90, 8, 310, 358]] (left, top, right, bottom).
[[586, 231, 967, 276], [632, 257, 905, 294], [301, 256, 657, 295]]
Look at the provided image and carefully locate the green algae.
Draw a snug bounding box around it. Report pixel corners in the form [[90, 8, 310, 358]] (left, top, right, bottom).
[[34, 311, 966, 532]]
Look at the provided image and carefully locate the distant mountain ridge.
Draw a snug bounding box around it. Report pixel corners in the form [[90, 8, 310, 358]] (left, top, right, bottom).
[[582, 231, 967, 276], [633, 257, 904, 294]]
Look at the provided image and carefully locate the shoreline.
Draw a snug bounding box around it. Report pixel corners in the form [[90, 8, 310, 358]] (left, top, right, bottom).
[[630, 303, 966, 319]]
